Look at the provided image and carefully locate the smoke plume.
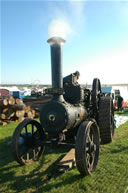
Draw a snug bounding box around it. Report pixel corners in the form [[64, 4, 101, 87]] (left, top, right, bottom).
[[48, 18, 72, 39], [48, 0, 86, 39]]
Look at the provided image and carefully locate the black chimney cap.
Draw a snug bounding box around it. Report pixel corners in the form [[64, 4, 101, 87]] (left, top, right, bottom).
[[47, 36, 66, 44]]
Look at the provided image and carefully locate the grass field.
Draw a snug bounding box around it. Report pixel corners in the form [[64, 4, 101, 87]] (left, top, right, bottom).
[[0, 120, 128, 193]]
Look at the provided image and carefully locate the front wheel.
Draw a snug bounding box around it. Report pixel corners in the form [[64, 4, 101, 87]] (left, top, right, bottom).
[[75, 120, 99, 176], [12, 119, 45, 165]]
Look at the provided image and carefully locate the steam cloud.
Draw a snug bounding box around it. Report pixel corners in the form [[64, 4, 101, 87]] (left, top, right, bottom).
[[48, 0, 86, 39], [48, 19, 72, 39]]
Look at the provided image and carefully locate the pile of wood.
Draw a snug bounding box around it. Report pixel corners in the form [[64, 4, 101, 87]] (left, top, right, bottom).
[[23, 96, 51, 110], [0, 96, 36, 126]]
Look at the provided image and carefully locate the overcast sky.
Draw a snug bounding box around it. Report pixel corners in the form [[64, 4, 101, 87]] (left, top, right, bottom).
[[1, 0, 128, 85]]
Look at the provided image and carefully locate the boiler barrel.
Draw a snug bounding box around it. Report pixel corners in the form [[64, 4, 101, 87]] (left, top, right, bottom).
[[40, 101, 88, 136]]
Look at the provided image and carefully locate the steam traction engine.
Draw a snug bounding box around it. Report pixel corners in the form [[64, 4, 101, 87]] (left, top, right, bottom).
[[12, 37, 114, 176]]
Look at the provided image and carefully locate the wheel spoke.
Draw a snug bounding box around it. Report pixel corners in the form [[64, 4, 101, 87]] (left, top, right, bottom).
[[92, 152, 95, 160], [25, 126, 28, 135], [85, 142, 90, 153], [86, 135, 89, 143], [87, 130, 92, 143], [27, 153, 29, 161], [86, 128, 97, 170], [33, 149, 36, 159], [38, 146, 41, 151], [33, 130, 38, 137], [90, 152, 95, 166], [91, 134, 94, 142], [32, 124, 34, 135], [87, 154, 91, 169], [20, 148, 28, 157], [86, 146, 89, 152], [93, 144, 96, 152]]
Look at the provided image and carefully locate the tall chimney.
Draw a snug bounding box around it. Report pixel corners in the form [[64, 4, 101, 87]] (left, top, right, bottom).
[[47, 37, 65, 90]]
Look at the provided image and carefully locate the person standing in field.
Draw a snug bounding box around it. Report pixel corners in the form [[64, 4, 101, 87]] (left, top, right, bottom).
[[117, 95, 123, 111]]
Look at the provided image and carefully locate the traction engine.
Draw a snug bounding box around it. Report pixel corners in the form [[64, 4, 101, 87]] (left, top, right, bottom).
[[12, 37, 114, 176]]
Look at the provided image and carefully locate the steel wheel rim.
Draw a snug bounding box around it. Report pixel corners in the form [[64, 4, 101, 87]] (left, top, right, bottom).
[[75, 120, 99, 176], [85, 122, 99, 173], [86, 127, 96, 172], [12, 119, 45, 165], [18, 124, 42, 164]]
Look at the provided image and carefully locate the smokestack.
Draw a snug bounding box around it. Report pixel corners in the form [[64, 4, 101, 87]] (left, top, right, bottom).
[[47, 36, 65, 89]]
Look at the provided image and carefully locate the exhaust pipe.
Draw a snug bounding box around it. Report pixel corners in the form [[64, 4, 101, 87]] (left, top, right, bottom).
[[47, 37, 65, 90]]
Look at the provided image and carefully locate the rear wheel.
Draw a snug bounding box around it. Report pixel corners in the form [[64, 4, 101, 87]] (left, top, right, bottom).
[[92, 78, 101, 118], [98, 96, 114, 144], [75, 120, 99, 176]]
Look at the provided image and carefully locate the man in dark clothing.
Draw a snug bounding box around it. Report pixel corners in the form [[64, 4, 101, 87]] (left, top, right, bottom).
[[63, 71, 80, 86], [117, 95, 123, 111]]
